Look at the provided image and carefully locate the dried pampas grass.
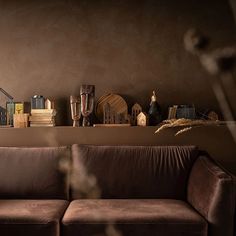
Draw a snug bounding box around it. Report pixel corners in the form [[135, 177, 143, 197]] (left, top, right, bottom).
[[155, 118, 220, 136], [175, 127, 192, 136]]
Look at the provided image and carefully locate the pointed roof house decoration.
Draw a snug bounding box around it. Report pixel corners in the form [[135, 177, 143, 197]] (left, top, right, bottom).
[[131, 103, 142, 126], [0, 88, 14, 126], [137, 112, 149, 127], [45, 98, 55, 110]]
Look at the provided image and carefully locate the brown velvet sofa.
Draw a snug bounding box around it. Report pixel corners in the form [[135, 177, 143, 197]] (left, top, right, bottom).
[[0, 145, 235, 236]]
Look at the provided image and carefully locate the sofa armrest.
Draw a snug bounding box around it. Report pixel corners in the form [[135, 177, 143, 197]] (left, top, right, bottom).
[[187, 155, 236, 236]]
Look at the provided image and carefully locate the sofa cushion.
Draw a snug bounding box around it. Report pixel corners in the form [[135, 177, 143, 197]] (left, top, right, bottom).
[[71, 145, 199, 199], [62, 199, 207, 236], [0, 200, 69, 236], [0, 147, 69, 199]]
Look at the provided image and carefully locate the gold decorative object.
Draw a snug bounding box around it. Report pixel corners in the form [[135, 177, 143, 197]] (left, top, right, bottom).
[[14, 102, 24, 114]]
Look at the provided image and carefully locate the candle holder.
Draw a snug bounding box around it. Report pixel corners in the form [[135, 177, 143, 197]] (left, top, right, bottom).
[[70, 95, 81, 127], [80, 85, 95, 127]]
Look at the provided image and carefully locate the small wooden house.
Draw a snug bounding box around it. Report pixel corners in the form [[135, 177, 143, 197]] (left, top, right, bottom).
[[137, 112, 149, 126], [45, 98, 55, 110], [131, 103, 142, 125]]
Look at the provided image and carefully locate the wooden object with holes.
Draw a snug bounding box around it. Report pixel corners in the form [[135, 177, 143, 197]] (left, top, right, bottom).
[[96, 93, 128, 123]]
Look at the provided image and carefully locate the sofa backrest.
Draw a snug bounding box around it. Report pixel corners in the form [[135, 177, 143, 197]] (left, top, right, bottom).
[[71, 144, 199, 200], [0, 146, 69, 199]]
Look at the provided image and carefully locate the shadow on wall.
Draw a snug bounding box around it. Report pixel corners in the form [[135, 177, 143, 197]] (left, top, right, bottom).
[[55, 98, 71, 126]]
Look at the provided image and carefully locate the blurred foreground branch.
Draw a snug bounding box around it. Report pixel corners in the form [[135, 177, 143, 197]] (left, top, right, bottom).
[[183, 28, 236, 143]]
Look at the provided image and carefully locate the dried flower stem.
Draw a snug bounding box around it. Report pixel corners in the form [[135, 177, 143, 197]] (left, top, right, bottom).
[[210, 77, 236, 143], [155, 119, 221, 136], [184, 29, 236, 144], [220, 72, 236, 112], [175, 127, 192, 136]]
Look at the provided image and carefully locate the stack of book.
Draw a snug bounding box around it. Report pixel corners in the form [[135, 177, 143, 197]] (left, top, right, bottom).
[[29, 109, 56, 127]]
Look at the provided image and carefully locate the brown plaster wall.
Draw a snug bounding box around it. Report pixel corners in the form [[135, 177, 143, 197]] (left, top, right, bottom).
[[0, 0, 235, 124], [0, 0, 235, 173]]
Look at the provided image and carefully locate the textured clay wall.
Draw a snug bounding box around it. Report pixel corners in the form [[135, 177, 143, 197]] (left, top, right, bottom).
[[0, 0, 235, 124]]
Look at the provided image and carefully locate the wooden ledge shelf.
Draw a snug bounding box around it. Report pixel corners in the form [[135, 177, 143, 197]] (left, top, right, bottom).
[[0, 124, 236, 174], [0, 120, 235, 130], [0, 123, 234, 147]]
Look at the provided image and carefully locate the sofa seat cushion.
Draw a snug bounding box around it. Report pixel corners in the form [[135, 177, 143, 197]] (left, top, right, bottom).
[[62, 199, 207, 236], [0, 200, 69, 236]]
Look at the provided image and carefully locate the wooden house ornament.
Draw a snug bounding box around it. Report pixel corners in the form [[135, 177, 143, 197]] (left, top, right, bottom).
[[137, 112, 149, 126], [103, 103, 115, 124], [103, 102, 129, 125], [131, 103, 142, 125], [45, 98, 55, 110]]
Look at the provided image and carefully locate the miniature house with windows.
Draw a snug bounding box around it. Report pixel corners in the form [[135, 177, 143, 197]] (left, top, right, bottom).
[[0, 88, 14, 126]]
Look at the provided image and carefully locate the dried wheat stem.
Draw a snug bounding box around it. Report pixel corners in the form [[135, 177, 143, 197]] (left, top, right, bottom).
[[175, 127, 192, 136], [211, 78, 236, 144]]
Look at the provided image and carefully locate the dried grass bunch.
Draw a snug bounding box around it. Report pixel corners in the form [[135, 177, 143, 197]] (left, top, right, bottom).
[[155, 119, 220, 136]]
